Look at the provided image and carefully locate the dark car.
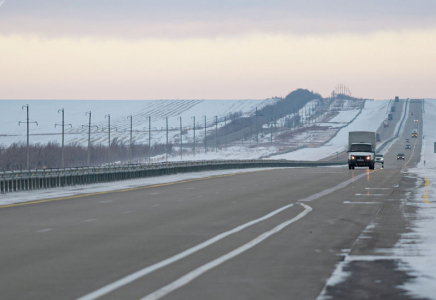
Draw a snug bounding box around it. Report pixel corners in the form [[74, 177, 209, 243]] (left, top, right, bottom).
[[405, 144, 411, 149], [405, 139, 410, 143], [411, 112, 414, 115], [397, 153, 405, 160]]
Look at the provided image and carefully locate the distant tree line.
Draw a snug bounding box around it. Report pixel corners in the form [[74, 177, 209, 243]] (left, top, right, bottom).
[[0, 139, 172, 171]]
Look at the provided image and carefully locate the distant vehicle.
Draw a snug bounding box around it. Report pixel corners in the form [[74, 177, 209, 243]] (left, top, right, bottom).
[[391, 106, 396, 112], [405, 144, 411, 149], [384, 120, 389, 127], [375, 154, 384, 164], [411, 112, 414, 115], [376, 133, 381, 142], [395, 96, 399, 102], [405, 138, 410, 143], [348, 131, 376, 170], [397, 153, 405, 160], [388, 114, 393, 120], [414, 119, 419, 122], [412, 130, 418, 138]]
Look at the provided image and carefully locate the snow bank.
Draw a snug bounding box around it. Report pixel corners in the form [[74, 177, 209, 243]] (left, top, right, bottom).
[[395, 98, 436, 299], [271, 100, 388, 161]]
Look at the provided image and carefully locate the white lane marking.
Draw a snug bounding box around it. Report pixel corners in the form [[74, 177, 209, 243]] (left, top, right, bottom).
[[365, 188, 392, 190], [83, 219, 98, 223], [300, 172, 368, 202], [343, 201, 382, 204], [122, 210, 132, 214], [140, 203, 312, 300], [36, 228, 52, 233], [77, 173, 365, 300], [77, 203, 297, 300], [151, 204, 160, 207], [355, 194, 385, 196]]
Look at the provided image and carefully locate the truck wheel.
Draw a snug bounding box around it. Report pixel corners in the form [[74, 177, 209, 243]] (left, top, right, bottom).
[[349, 165, 352, 170], [369, 164, 374, 170]]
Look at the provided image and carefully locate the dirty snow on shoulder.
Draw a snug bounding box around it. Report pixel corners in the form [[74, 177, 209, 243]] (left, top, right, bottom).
[[393, 98, 436, 299]]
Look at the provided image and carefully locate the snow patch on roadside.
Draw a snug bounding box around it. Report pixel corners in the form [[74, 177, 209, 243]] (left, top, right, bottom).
[[391, 98, 436, 299]]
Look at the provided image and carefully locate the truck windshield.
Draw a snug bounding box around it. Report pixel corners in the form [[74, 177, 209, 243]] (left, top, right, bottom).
[[350, 144, 372, 152]]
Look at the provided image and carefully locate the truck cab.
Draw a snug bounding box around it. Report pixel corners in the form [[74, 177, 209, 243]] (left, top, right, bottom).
[[348, 131, 376, 170]]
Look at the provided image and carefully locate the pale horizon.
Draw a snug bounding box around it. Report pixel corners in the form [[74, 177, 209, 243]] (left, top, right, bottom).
[[1, 1, 435, 100]]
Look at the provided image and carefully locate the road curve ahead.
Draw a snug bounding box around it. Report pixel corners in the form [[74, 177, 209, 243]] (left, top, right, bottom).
[[0, 102, 422, 300]]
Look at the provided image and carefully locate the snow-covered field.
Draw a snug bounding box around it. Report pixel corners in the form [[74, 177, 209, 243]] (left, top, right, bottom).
[[271, 100, 388, 160], [0, 99, 277, 146]]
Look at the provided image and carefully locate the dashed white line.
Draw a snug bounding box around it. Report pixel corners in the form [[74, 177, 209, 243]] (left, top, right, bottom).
[[355, 193, 385, 196], [83, 219, 98, 223], [36, 228, 52, 233], [343, 201, 382, 204]]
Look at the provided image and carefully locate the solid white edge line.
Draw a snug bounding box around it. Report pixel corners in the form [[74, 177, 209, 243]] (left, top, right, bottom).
[[140, 203, 313, 300], [76, 203, 295, 300]]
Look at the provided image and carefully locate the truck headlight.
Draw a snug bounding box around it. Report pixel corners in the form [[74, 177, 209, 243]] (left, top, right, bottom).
[[351, 156, 355, 160], [366, 156, 371, 160]]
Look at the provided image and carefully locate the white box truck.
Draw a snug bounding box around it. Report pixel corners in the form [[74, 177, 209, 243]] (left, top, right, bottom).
[[348, 131, 376, 170]]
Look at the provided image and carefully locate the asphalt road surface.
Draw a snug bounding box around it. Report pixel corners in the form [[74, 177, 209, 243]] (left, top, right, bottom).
[[0, 100, 423, 300]]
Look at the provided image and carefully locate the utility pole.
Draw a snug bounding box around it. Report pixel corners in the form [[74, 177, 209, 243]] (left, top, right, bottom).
[[82, 112, 97, 166], [104, 114, 111, 163], [215, 116, 218, 151], [203, 116, 207, 154], [165, 117, 168, 161], [178, 116, 182, 160], [55, 108, 72, 168], [192, 116, 195, 156], [19, 105, 38, 170], [224, 116, 227, 148], [127, 115, 133, 163], [148, 116, 151, 164]]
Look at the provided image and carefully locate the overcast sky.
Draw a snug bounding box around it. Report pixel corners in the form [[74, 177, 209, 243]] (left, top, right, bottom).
[[1, 0, 435, 99]]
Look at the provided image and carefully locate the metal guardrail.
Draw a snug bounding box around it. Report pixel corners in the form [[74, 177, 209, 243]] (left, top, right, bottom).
[[0, 160, 346, 194]]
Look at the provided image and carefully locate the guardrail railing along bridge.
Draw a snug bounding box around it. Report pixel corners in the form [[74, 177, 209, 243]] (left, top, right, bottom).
[[0, 160, 346, 194]]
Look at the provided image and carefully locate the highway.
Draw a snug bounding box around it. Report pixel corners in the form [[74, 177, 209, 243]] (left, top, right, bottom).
[[0, 100, 423, 300]]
